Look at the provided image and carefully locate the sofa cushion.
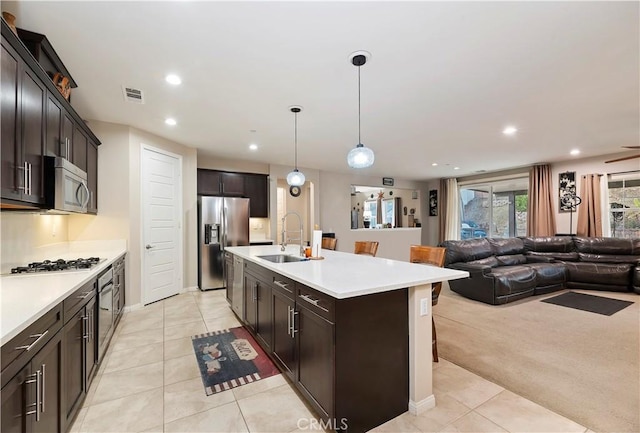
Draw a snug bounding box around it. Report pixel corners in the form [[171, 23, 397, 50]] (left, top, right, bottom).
[[526, 251, 580, 262], [522, 236, 574, 253], [442, 238, 493, 265], [488, 238, 524, 255], [467, 256, 499, 268], [487, 266, 536, 296], [577, 253, 640, 265], [564, 262, 632, 287], [525, 262, 567, 287], [573, 237, 640, 255], [496, 254, 527, 266]]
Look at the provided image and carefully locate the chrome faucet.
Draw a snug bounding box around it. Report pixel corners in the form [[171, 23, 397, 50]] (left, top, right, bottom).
[[281, 211, 304, 256]]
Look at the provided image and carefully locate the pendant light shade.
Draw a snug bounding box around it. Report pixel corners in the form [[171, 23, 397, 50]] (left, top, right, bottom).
[[347, 52, 375, 169], [287, 106, 305, 186]]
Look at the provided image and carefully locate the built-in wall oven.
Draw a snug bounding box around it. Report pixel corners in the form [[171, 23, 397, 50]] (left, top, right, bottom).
[[97, 266, 114, 361]]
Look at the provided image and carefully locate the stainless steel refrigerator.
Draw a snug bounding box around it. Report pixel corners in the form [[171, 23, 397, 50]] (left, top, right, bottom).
[[198, 196, 250, 291]]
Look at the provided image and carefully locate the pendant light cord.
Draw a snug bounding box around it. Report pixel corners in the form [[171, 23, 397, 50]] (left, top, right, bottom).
[[358, 65, 361, 145], [294, 111, 298, 170]]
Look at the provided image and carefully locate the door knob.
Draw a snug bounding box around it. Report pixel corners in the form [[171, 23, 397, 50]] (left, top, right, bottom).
[[145, 244, 154, 250]]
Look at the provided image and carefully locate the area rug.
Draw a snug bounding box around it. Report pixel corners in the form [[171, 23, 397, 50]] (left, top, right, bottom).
[[191, 327, 279, 395], [436, 285, 640, 433], [541, 290, 634, 316]]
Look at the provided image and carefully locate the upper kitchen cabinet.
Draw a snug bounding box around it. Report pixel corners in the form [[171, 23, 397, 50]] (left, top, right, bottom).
[[197, 169, 221, 196], [1, 20, 101, 211], [1, 36, 46, 206], [197, 169, 269, 217], [244, 173, 268, 217]]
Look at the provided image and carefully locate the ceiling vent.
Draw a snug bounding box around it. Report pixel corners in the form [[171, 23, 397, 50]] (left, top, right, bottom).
[[122, 86, 145, 104]]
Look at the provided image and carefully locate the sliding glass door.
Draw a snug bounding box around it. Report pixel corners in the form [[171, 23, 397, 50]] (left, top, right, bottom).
[[459, 178, 528, 238]]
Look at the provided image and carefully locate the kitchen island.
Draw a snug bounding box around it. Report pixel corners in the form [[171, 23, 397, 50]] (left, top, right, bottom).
[[225, 245, 468, 433]]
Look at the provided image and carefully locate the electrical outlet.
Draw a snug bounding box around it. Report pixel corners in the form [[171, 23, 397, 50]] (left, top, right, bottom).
[[420, 298, 429, 316]]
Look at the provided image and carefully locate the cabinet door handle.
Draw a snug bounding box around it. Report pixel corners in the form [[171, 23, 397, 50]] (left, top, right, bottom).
[[82, 315, 89, 339], [78, 291, 93, 300], [25, 369, 41, 421], [14, 330, 49, 352], [291, 309, 298, 336], [299, 294, 329, 313], [273, 280, 292, 293], [287, 306, 291, 337], [40, 364, 45, 413]]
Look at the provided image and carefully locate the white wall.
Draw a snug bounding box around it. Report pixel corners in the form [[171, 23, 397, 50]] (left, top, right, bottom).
[[68, 120, 198, 307], [198, 154, 269, 174], [318, 171, 429, 261], [551, 153, 639, 235]]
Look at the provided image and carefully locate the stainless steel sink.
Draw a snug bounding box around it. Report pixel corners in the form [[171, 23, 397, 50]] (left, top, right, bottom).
[[257, 254, 308, 263]]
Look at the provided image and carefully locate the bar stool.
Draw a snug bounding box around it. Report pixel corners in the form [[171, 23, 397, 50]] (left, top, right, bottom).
[[354, 241, 379, 257], [410, 245, 447, 362], [322, 238, 337, 250]]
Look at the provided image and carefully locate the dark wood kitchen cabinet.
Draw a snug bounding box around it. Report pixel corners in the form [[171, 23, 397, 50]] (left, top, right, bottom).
[[244, 262, 272, 350], [197, 169, 269, 217], [1, 20, 101, 212], [86, 140, 98, 214], [1, 36, 46, 207], [224, 253, 233, 304], [237, 260, 409, 433], [113, 255, 126, 326], [271, 281, 297, 381], [1, 329, 63, 433], [244, 174, 268, 217], [61, 278, 97, 431]]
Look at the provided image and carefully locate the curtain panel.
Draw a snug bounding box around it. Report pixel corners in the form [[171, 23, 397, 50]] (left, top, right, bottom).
[[438, 178, 460, 242], [527, 164, 557, 236], [577, 174, 603, 237]]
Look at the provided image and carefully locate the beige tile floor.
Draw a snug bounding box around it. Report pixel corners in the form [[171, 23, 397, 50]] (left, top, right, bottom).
[[71, 290, 588, 433]]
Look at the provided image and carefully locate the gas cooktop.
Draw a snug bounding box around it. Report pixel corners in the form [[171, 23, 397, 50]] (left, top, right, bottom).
[[10, 257, 102, 274]]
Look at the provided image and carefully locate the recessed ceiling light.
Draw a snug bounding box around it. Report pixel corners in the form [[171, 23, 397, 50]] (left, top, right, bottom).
[[165, 118, 177, 126], [454, 167, 460, 170], [570, 149, 580, 156], [249, 144, 258, 151], [503, 126, 518, 135], [165, 74, 182, 85], [432, 163, 438, 167]]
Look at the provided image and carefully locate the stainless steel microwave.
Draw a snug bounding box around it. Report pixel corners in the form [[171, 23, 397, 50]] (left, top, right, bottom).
[[44, 156, 89, 214]]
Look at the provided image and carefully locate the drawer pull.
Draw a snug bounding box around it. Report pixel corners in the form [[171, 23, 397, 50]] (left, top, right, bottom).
[[273, 280, 292, 293], [77, 291, 93, 299], [299, 294, 329, 313], [14, 330, 49, 352]]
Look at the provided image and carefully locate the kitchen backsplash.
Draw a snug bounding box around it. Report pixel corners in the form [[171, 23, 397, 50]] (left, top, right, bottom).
[[249, 218, 270, 241], [1, 213, 70, 273]]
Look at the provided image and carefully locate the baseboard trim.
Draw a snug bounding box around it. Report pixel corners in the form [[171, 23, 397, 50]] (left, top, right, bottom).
[[408, 394, 436, 415], [123, 303, 143, 313]]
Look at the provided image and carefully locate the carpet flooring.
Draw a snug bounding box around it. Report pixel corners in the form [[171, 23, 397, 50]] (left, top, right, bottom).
[[435, 284, 640, 433]]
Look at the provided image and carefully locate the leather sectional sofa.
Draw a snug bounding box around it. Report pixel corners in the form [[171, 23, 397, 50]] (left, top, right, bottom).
[[440, 236, 640, 305]]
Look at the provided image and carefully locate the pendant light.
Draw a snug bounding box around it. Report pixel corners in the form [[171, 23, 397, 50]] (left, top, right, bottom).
[[347, 51, 375, 169], [286, 106, 306, 186]]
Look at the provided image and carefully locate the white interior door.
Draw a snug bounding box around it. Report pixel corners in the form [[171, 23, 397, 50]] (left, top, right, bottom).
[[141, 145, 182, 304]]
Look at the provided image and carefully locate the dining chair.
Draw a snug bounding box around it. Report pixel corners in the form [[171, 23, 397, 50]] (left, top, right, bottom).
[[322, 237, 337, 250], [354, 241, 379, 257], [410, 245, 447, 362]]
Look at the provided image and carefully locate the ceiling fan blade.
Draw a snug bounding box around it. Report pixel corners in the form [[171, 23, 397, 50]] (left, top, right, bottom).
[[605, 154, 640, 163], [622, 146, 640, 149]]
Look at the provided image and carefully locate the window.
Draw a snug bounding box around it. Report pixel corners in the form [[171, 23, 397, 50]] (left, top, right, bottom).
[[608, 171, 640, 238], [459, 177, 528, 238], [363, 200, 377, 228]]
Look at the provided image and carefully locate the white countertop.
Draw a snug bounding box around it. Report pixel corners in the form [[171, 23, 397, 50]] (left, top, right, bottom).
[[225, 245, 468, 299], [0, 240, 127, 346]]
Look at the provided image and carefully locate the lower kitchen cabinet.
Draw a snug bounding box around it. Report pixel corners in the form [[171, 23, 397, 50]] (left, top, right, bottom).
[[271, 285, 296, 381], [1, 330, 63, 433], [84, 296, 97, 385], [224, 253, 233, 304], [296, 304, 334, 419], [235, 257, 410, 433], [61, 310, 84, 428]]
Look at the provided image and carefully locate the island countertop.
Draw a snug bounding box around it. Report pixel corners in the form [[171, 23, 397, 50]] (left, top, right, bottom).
[[225, 245, 468, 299]]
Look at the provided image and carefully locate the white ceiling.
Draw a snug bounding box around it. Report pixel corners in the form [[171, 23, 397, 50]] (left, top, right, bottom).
[[6, 1, 639, 181]]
